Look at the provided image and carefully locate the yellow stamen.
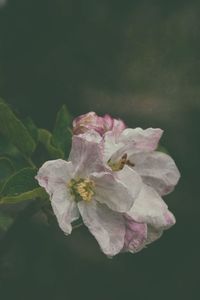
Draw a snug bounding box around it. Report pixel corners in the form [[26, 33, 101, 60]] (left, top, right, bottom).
[[68, 178, 95, 202], [108, 153, 135, 172]]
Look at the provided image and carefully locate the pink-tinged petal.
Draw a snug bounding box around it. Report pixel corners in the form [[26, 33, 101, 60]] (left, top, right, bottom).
[[73, 112, 126, 136], [119, 127, 163, 151], [127, 184, 175, 229], [68, 135, 105, 177], [51, 186, 79, 235], [78, 201, 125, 256], [73, 112, 105, 135], [112, 118, 126, 135], [91, 167, 141, 213], [123, 216, 147, 253], [35, 160, 74, 194], [163, 211, 176, 228], [103, 114, 114, 131], [129, 151, 180, 195], [77, 130, 102, 143]]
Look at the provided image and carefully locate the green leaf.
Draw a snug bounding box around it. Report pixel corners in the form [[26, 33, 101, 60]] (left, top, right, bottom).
[[0, 187, 46, 204], [38, 128, 63, 159], [0, 157, 15, 182], [0, 98, 36, 158], [1, 167, 38, 196], [0, 167, 47, 204], [23, 117, 39, 143], [52, 105, 72, 157]]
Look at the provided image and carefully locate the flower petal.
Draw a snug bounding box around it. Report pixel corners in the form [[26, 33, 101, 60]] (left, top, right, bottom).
[[36, 159, 74, 194], [127, 184, 176, 229], [77, 130, 102, 143], [78, 201, 125, 256], [118, 127, 163, 151], [91, 167, 141, 213], [51, 186, 79, 235], [123, 216, 147, 253], [72, 112, 104, 135], [129, 151, 180, 195], [115, 165, 142, 200], [112, 118, 126, 135], [69, 135, 105, 177], [103, 131, 123, 162]]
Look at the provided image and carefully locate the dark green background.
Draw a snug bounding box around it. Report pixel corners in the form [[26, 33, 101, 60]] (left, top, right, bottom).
[[0, 0, 199, 299]]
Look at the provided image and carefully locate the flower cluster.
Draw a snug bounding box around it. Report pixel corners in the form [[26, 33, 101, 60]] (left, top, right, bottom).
[[36, 112, 180, 256]]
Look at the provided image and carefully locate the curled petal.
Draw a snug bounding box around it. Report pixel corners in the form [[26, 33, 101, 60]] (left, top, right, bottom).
[[73, 112, 104, 135], [127, 184, 175, 229], [73, 112, 126, 137], [129, 151, 180, 195], [123, 216, 147, 253], [102, 114, 114, 131], [111, 118, 126, 135], [119, 127, 163, 151], [78, 201, 125, 256], [36, 160, 74, 194]]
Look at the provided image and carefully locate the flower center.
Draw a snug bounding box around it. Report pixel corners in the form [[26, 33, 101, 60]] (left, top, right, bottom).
[[108, 153, 135, 171], [68, 178, 95, 202]]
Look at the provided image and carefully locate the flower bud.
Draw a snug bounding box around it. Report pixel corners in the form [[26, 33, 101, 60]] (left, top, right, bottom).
[[73, 112, 126, 136]]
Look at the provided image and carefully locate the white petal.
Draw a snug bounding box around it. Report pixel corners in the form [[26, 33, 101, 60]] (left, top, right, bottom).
[[127, 184, 175, 229], [129, 151, 180, 195], [118, 127, 163, 151], [103, 131, 123, 162], [77, 130, 102, 143], [51, 186, 79, 235], [36, 160, 74, 194], [116, 165, 142, 200], [91, 168, 141, 213], [78, 201, 125, 256], [68, 135, 105, 177]]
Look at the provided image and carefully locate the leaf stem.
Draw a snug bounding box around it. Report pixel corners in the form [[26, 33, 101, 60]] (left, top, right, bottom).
[[25, 157, 37, 169], [72, 222, 84, 230]]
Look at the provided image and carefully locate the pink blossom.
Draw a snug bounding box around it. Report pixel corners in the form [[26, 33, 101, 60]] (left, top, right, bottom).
[[73, 111, 126, 136], [123, 184, 176, 253], [36, 135, 142, 256]]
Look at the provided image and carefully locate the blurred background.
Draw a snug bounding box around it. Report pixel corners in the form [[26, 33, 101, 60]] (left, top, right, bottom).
[[0, 0, 199, 299]]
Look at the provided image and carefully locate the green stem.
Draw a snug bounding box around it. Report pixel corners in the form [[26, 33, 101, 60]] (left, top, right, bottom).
[[25, 157, 37, 169], [72, 222, 84, 230]]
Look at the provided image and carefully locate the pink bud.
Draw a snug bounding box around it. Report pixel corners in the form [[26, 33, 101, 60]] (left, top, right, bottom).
[[73, 112, 126, 136]]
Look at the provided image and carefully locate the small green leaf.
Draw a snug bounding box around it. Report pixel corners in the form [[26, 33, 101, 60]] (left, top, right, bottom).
[[23, 117, 39, 143], [52, 105, 72, 157], [0, 98, 36, 158], [38, 128, 63, 159], [0, 157, 15, 182]]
